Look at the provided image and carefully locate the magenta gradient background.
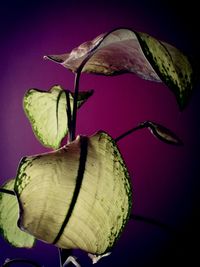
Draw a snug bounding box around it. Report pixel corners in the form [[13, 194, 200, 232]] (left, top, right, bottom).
[[0, 0, 199, 266]]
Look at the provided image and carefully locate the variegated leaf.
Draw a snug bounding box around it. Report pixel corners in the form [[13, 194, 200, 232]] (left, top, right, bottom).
[[0, 179, 35, 248], [44, 28, 193, 109], [23, 85, 93, 149]]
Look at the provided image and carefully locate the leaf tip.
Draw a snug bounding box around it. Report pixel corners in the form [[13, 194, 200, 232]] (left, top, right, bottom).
[[43, 54, 65, 64]]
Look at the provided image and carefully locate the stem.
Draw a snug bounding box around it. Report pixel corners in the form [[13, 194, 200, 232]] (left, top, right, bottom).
[[2, 258, 42, 267], [66, 90, 72, 143], [71, 71, 81, 142], [115, 121, 148, 143], [130, 214, 177, 235], [0, 188, 15, 196], [59, 248, 73, 267]]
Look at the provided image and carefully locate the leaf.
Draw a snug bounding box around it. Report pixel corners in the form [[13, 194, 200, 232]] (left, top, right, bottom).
[[145, 121, 183, 145], [15, 131, 132, 255], [0, 179, 35, 248], [23, 85, 93, 149], [136, 33, 193, 109], [44, 28, 194, 109]]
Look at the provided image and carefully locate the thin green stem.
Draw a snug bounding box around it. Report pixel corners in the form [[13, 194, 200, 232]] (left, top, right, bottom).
[[115, 122, 148, 143], [71, 71, 81, 141], [0, 188, 15, 196], [2, 258, 41, 267]]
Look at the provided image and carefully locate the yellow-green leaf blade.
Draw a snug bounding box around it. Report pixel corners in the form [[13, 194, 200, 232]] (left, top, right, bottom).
[[23, 85, 67, 149], [14, 131, 131, 254], [23, 85, 93, 149], [0, 179, 35, 248]]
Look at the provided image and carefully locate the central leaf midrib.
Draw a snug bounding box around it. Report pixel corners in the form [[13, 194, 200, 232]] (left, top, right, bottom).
[[53, 136, 88, 244]]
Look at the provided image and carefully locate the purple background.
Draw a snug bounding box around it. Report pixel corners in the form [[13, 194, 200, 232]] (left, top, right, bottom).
[[0, 0, 199, 266]]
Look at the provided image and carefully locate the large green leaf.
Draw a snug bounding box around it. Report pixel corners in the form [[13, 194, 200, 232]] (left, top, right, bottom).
[[23, 85, 93, 149], [44, 28, 194, 109], [15, 132, 132, 255], [0, 179, 35, 248]]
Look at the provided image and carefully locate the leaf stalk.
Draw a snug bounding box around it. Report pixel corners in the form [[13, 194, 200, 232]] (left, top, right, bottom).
[[0, 188, 15, 196]]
